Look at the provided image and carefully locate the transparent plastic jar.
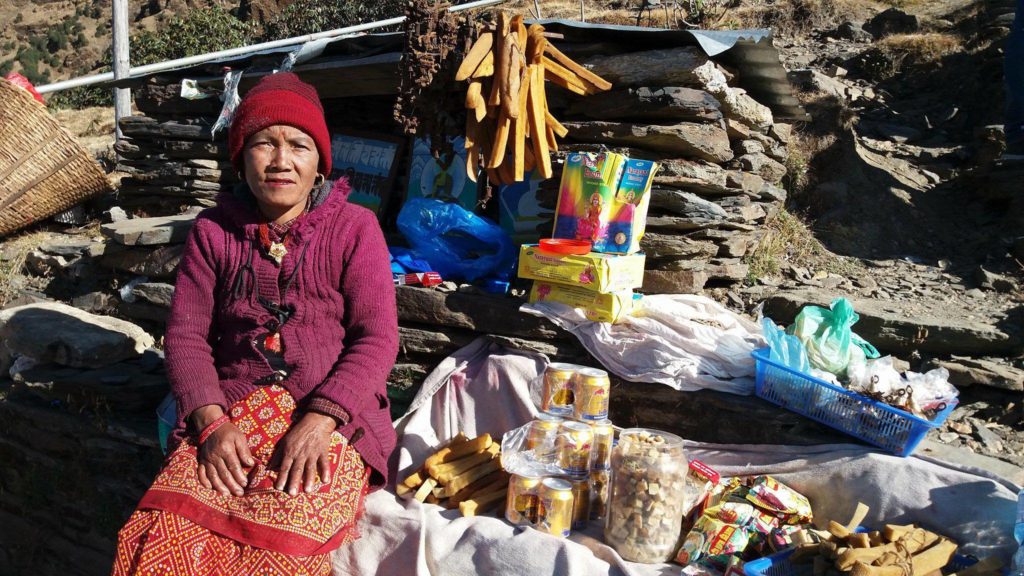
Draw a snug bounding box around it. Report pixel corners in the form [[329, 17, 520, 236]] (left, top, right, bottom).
[[604, 428, 688, 563]]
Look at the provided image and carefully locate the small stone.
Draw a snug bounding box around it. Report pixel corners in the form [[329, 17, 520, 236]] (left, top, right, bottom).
[[726, 291, 744, 308], [72, 292, 116, 314], [921, 169, 941, 185], [24, 251, 69, 275], [787, 265, 809, 280], [104, 207, 129, 223], [969, 418, 1004, 451], [131, 283, 175, 308], [974, 266, 1017, 292], [828, 65, 849, 78], [965, 288, 984, 299], [949, 421, 972, 435], [39, 239, 94, 257], [938, 432, 959, 443], [834, 21, 873, 43], [101, 214, 196, 246], [864, 8, 920, 37], [854, 277, 877, 290], [821, 276, 844, 290]]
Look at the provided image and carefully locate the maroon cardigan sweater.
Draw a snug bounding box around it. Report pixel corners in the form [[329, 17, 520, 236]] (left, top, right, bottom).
[[165, 178, 399, 488]]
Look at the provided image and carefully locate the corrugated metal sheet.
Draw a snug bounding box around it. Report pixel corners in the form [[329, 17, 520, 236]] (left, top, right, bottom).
[[120, 19, 806, 120]]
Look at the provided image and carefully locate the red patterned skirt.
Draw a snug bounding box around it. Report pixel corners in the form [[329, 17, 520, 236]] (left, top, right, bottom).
[[112, 385, 370, 576]]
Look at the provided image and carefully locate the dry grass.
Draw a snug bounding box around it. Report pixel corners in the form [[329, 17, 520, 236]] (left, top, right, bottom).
[[876, 32, 963, 63], [51, 106, 116, 160], [744, 209, 859, 282], [745, 209, 823, 280], [714, 0, 881, 34], [0, 230, 50, 307], [504, 0, 724, 28]]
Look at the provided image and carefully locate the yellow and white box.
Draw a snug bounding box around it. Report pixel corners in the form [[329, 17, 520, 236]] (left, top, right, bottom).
[[528, 281, 636, 323], [518, 245, 645, 294]]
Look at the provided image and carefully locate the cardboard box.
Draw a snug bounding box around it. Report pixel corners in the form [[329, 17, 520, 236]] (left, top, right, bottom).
[[552, 152, 626, 247], [518, 244, 645, 293], [529, 281, 637, 323], [598, 158, 658, 254], [498, 170, 546, 245]]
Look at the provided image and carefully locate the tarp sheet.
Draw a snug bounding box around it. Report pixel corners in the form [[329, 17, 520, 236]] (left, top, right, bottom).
[[332, 338, 1018, 576]]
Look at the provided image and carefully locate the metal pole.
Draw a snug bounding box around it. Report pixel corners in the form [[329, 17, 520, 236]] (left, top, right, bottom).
[[36, 0, 506, 94], [111, 0, 131, 139]]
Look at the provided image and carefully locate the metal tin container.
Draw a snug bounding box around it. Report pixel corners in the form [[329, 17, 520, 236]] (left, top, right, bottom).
[[568, 476, 592, 530], [589, 419, 614, 470], [505, 471, 545, 526], [573, 367, 610, 421], [590, 469, 610, 520], [556, 421, 594, 476], [537, 477, 574, 538], [541, 363, 578, 417], [525, 414, 564, 458]]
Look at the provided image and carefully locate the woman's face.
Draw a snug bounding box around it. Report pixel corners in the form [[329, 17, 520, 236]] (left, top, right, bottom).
[[242, 124, 320, 218]]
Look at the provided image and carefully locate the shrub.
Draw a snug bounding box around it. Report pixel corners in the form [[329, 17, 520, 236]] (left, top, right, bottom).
[[47, 25, 69, 52], [14, 13, 23, 23], [49, 83, 114, 108], [260, 0, 405, 41], [130, 6, 255, 66], [0, 60, 12, 75]]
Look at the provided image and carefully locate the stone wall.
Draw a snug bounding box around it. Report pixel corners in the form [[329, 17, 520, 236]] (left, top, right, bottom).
[[0, 39, 803, 575]]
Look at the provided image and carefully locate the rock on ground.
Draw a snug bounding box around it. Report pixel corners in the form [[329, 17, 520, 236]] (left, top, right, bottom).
[[0, 302, 154, 368]]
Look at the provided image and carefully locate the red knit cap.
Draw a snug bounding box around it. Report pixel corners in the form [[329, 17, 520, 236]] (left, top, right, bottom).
[[228, 72, 332, 176]]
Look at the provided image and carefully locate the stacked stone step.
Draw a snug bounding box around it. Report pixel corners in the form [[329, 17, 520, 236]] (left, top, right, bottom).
[[0, 302, 164, 575], [99, 213, 195, 324], [539, 47, 791, 293], [0, 301, 166, 415], [115, 110, 235, 216]]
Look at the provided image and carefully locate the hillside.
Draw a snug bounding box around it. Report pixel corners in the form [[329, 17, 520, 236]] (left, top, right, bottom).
[[0, 0, 219, 85], [0, 0, 408, 92]]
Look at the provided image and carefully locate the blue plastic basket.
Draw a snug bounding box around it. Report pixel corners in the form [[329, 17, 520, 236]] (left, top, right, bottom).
[[744, 549, 977, 576], [752, 348, 957, 457]]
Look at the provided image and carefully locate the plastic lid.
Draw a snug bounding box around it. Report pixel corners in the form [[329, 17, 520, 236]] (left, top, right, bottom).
[[538, 238, 591, 255]]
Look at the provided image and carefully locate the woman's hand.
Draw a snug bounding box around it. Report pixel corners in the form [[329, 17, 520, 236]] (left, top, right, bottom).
[[192, 405, 255, 497], [272, 412, 338, 496]]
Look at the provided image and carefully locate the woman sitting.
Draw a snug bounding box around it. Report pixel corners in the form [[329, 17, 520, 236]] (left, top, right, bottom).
[[112, 72, 398, 576]]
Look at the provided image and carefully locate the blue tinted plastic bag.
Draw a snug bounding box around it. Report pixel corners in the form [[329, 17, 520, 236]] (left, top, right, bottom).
[[787, 298, 880, 376], [397, 198, 517, 282], [762, 317, 810, 372]]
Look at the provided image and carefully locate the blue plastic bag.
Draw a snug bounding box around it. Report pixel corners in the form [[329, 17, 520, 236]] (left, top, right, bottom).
[[762, 317, 810, 372], [397, 198, 516, 282], [389, 247, 434, 274]]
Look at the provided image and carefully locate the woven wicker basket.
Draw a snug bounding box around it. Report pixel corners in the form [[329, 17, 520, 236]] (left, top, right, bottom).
[[0, 78, 113, 238]]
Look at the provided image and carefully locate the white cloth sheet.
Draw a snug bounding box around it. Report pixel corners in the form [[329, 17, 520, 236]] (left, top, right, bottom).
[[333, 338, 1018, 576], [521, 294, 766, 395]]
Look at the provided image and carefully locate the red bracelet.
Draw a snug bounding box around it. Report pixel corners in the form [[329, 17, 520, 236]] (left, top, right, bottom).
[[197, 414, 231, 446]]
